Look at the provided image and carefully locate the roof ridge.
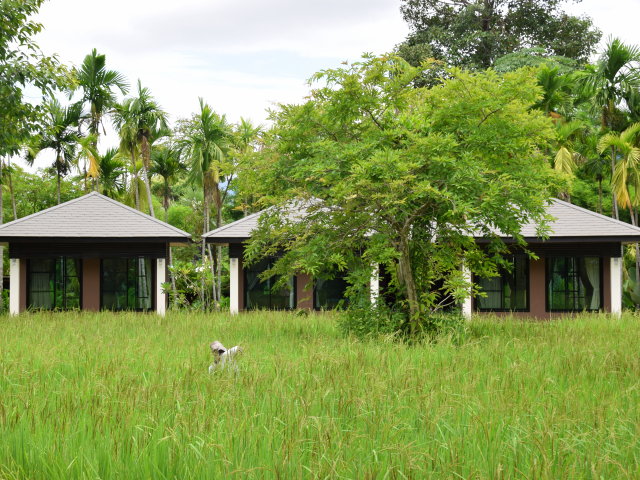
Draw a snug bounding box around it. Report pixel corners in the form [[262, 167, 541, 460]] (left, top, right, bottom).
[[552, 198, 640, 233], [203, 209, 264, 237], [0, 191, 191, 238], [0, 192, 96, 231], [94, 192, 191, 237]]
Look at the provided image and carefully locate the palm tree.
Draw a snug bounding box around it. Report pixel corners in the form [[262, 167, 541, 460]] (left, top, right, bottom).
[[73, 49, 128, 188], [535, 65, 576, 118], [150, 146, 184, 221], [112, 80, 168, 217], [178, 98, 231, 308], [599, 123, 640, 285], [580, 133, 609, 214], [577, 38, 640, 219], [97, 148, 126, 198], [25, 99, 82, 204], [599, 124, 640, 219]]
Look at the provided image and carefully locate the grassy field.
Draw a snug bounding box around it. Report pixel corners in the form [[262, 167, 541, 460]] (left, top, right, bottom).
[[0, 312, 639, 479]]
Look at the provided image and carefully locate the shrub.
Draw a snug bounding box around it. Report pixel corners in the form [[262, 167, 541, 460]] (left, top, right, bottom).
[[337, 299, 467, 344]]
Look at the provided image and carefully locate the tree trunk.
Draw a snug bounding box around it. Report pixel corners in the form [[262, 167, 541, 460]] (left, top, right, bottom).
[[8, 159, 16, 220], [131, 152, 140, 210], [56, 171, 61, 205], [169, 246, 177, 306], [611, 146, 619, 220], [164, 180, 170, 222], [396, 234, 420, 333], [215, 196, 223, 305], [140, 136, 155, 218], [598, 177, 603, 215], [201, 191, 210, 310]]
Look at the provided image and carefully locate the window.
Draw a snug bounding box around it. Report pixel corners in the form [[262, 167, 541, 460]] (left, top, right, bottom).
[[314, 275, 349, 310], [476, 255, 528, 312], [28, 257, 81, 310], [245, 258, 295, 310], [547, 257, 602, 312], [101, 257, 153, 311]]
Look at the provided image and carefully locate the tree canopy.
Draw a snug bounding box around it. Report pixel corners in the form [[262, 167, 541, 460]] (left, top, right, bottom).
[[398, 0, 601, 71], [245, 56, 561, 332]]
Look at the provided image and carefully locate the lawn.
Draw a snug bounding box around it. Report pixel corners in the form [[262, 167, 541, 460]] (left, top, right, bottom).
[[0, 312, 639, 479]]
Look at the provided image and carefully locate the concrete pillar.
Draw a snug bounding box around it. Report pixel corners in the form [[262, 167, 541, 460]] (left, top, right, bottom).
[[610, 257, 622, 317], [230, 257, 240, 314], [461, 266, 473, 319], [156, 258, 166, 316], [9, 258, 20, 316], [370, 265, 379, 304]]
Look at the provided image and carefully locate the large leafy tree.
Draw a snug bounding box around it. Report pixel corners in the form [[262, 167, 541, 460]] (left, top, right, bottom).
[[0, 0, 67, 157], [245, 56, 560, 333], [25, 100, 82, 204], [398, 0, 601, 71], [113, 81, 168, 217]]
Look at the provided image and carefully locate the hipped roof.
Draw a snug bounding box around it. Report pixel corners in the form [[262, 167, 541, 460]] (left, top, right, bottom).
[[0, 192, 191, 242], [204, 198, 640, 244]]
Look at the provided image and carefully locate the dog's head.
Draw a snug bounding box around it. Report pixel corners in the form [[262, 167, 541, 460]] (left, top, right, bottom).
[[210, 341, 227, 357]]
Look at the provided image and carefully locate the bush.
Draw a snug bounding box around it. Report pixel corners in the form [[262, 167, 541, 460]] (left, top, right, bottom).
[[337, 299, 468, 344]]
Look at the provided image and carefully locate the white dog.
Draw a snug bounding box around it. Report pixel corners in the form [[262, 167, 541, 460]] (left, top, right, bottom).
[[209, 341, 242, 373]]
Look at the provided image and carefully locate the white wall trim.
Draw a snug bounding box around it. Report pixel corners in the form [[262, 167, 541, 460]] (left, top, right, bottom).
[[230, 257, 240, 314], [156, 258, 166, 316], [9, 258, 20, 316], [610, 257, 622, 317], [461, 266, 473, 319], [370, 264, 380, 304]]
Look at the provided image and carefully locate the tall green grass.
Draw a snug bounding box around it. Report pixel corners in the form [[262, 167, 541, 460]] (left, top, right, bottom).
[[0, 311, 639, 478]]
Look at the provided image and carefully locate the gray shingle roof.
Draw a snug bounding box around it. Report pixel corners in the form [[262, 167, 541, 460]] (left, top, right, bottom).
[[0, 192, 191, 240], [204, 198, 640, 243], [516, 199, 640, 239]]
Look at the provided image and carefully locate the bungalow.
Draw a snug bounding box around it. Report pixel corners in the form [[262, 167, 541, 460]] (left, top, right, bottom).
[[204, 199, 640, 318], [0, 192, 191, 315]]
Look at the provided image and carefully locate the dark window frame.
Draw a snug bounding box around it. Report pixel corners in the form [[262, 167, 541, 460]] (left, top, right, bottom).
[[545, 256, 603, 313], [100, 257, 155, 312], [475, 255, 530, 313], [27, 257, 82, 311], [244, 258, 297, 310]]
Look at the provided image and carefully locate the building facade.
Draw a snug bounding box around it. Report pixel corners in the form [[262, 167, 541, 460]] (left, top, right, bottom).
[[205, 200, 640, 318], [0, 192, 191, 315]]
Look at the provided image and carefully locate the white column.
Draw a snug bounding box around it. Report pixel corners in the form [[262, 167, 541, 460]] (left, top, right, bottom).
[[156, 258, 166, 316], [610, 257, 622, 317], [461, 266, 473, 319], [370, 265, 380, 304], [230, 257, 240, 314], [9, 258, 20, 316]]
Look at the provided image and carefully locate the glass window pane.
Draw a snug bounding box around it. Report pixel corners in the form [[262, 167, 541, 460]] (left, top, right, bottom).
[[245, 258, 294, 310], [314, 276, 349, 310], [547, 256, 601, 311], [477, 256, 528, 312]]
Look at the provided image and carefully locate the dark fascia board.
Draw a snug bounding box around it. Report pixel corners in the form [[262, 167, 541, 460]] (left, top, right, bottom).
[[475, 236, 640, 244], [0, 236, 192, 244], [204, 237, 248, 245]]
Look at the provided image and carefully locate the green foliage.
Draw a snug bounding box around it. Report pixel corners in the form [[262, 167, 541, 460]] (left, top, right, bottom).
[[398, 0, 601, 70], [0, 0, 69, 155], [246, 55, 561, 332], [338, 299, 467, 343]]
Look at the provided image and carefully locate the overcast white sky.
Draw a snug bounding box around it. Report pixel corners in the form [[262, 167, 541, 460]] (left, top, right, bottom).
[[25, 0, 640, 169]]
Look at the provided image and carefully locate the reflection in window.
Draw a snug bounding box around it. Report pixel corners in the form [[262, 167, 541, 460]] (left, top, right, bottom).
[[476, 255, 528, 312], [101, 257, 153, 311], [245, 258, 295, 310], [28, 257, 81, 310], [314, 275, 348, 310], [547, 257, 601, 311]]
